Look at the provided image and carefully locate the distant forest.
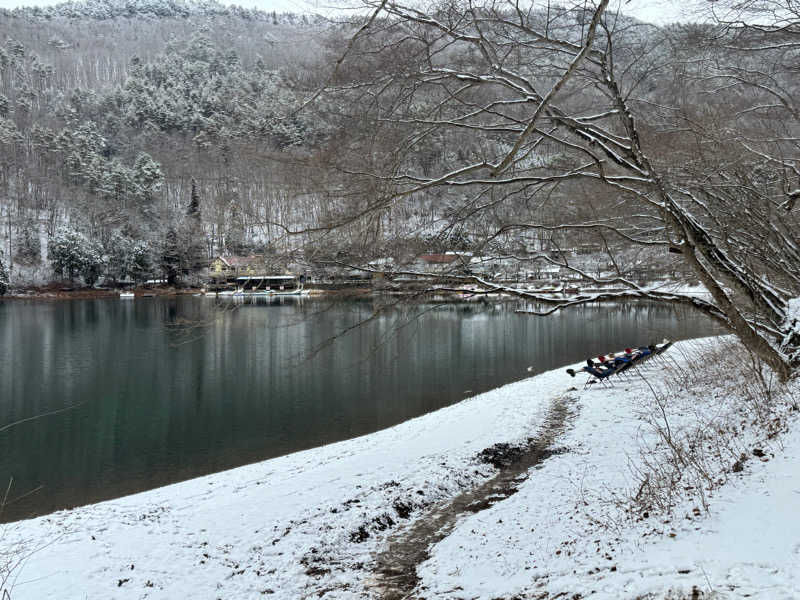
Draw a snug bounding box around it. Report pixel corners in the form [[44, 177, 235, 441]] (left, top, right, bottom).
[[0, 0, 346, 285]]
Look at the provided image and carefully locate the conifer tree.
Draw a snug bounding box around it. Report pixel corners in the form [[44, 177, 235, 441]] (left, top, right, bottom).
[[130, 241, 153, 284], [47, 228, 103, 285], [0, 255, 8, 296], [161, 227, 180, 285], [105, 229, 134, 283], [188, 178, 201, 220], [184, 178, 207, 280]]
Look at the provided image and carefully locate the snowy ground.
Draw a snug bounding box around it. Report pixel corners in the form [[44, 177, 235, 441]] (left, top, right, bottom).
[[3, 337, 799, 599]]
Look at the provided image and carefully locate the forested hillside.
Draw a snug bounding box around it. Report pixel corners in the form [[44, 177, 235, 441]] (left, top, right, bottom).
[[0, 0, 356, 285], [0, 0, 672, 288]]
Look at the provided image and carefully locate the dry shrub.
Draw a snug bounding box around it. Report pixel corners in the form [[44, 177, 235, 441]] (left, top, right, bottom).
[[1, 529, 16, 600], [626, 338, 797, 516], [1, 479, 41, 600]]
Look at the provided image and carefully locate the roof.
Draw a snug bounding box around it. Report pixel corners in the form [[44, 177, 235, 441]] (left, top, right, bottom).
[[419, 253, 461, 264], [236, 275, 296, 281], [214, 255, 264, 267]]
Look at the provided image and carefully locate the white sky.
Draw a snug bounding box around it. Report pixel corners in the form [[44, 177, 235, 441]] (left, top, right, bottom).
[[0, 0, 704, 24]]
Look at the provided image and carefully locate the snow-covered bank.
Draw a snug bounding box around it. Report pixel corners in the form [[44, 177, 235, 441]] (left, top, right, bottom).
[[419, 340, 800, 599], [3, 337, 799, 599], [3, 362, 562, 599]]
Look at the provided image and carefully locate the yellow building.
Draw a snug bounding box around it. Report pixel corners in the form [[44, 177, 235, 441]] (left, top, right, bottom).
[[209, 255, 266, 283]]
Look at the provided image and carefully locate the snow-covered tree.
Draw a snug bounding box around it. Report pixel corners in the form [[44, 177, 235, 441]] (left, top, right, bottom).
[[161, 227, 180, 285], [129, 240, 154, 283], [105, 229, 134, 282], [0, 256, 8, 295], [330, 0, 800, 379], [119, 33, 316, 147], [48, 227, 104, 285], [183, 178, 207, 278], [132, 153, 163, 202], [48, 228, 84, 281], [80, 246, 104, 286]]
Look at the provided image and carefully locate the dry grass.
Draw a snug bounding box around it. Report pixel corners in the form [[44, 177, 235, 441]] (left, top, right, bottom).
[[625, 338, 797, 516]]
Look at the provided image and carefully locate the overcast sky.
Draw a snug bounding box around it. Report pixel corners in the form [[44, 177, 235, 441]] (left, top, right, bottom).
[[0, 0, 703, 24]]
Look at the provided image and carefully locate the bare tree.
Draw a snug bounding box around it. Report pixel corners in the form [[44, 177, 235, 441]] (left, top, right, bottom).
[[308, 0, 799, 379]]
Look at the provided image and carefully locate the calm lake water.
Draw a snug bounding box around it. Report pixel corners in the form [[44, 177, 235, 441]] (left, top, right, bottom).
[[0, 296, 720, 522]]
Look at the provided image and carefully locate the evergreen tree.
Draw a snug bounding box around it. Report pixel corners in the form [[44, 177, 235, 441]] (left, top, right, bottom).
[[130, 241, 154, 284], [188, 178, 201, 219], [133, 153, 163, 204], [105, 229, 134, 282], [161, 227, 180, 285], [48, 228, 86, 281], [47, 228, 104, 285], [0, 256, 8, 296], [184, 178, 207, 279], [81, 251, 104, 286]]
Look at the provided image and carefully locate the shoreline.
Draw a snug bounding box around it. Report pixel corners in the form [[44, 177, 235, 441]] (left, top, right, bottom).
[[0, 285, 196, 301], [5, 337, 798, 599], [0, 281, 705, 303], [0, 286, 361, 301]]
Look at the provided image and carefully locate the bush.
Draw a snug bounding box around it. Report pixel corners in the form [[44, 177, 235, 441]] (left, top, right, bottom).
[[625, 339, 794, 516]]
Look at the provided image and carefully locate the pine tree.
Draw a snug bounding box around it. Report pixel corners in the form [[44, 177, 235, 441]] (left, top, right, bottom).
[[133, 152, 163, 203], [47, 228, 104, 285], [105, 229, 134, 282], [0, 256, 8, 295], [48, 228, 86, 281], [184, 178, 207, 280], [80, 242, 104, 286], [130, 241, 153, 284], [187, 178, 201, 219], [161, 227, 180, 285]]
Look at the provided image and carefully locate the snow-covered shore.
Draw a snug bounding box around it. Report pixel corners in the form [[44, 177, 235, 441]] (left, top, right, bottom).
[[4, 337, 799, 599]]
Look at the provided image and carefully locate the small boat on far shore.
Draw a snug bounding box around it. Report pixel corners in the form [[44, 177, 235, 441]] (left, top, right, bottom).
[[120, 291, 135, 299]]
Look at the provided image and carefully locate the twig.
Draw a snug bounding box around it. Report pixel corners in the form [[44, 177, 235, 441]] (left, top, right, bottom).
[[0, 402, 86, 435]]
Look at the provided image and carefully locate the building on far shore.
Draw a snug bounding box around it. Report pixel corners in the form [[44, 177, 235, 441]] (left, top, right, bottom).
[[209, 255, 266, 285], [208, 255, 305, 292]]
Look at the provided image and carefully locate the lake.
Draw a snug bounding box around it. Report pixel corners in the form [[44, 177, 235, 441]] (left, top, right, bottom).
[[0, 295, 720, 522]]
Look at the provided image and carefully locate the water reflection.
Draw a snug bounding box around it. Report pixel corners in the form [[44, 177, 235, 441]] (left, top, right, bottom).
[[0, 296, 720, 522]]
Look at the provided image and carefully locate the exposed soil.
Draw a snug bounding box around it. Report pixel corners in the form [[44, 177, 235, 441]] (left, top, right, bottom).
[[1, 283, 197, 300], [369, 394, 577, 600]]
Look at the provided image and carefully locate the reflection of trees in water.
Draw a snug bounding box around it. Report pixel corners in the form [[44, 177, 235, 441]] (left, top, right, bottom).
[[0, 297, 722, 524]]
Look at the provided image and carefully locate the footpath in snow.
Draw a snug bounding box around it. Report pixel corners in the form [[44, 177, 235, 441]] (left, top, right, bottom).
[[3, 337, 799, 599]]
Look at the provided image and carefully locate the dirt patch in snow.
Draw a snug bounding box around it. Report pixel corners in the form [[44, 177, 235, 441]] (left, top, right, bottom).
[[368, 394, 577, 599]]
